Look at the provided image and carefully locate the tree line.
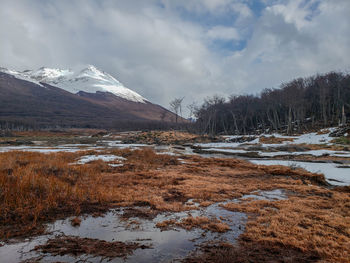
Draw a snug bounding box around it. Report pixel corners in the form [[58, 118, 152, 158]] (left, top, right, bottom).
[[0, 119, 189, 133], [193, 71, 350, 135]]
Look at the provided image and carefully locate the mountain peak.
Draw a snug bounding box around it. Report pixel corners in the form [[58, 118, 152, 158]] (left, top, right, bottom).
[[85, 64, 98, 71], [80, 65, 100, 74]]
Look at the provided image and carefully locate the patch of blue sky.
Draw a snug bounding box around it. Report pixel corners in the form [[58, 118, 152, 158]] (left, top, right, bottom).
[[303, 0, 321, 21], [155, 1, 271, 54], [208, 39, 247, 54], [172, 5, 253, 53], [175, 5, 238, 28], [248, 0, 267, 17]]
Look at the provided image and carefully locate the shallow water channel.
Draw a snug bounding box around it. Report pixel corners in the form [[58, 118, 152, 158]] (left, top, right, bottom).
[[250, 159, 350, 186], [0, 201, 247, 262]]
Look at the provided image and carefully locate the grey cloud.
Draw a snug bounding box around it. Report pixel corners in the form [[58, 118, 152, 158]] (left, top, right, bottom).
[[0, 0, 349, 115]]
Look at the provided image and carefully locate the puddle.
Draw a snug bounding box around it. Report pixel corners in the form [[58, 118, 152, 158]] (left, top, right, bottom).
[[0, 144, 105, 153], [153, 145, 196, 156], [196, 147, 350, 158], [250, 159, 350, 186], [0, 141, 147, 153], [0, 202, 246, 263], [109, 163, 124, 167], [240, 189, 287, 201], [103, 141, 148, 149]]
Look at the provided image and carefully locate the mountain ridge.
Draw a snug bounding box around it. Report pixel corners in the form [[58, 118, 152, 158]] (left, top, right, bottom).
[[0, 65, 147, 103]]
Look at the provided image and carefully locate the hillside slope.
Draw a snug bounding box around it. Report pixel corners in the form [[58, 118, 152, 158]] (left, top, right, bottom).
[[0, 71, 178, 129]]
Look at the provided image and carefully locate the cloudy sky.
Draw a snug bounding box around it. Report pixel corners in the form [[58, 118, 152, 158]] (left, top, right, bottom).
[[1, 0, 350, 114]]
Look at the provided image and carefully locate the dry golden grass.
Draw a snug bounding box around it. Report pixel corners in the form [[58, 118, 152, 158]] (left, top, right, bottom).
[[180, 216, 230, 232], [109, 148, 179, 171], [259, 136, 294, 144], [221, 192, 350, 262], [297, 143, 348, 151], [70, 217, 81, 227], [199, 201, 215, 207], [0, 151, 106, 238], [121, 130, 218, 144], [184, 241, 321, 263], [317, 129, 330, 135], [1, 148, 349, 261], [156, 216, 230, 233], [0, 148, 181, 239]]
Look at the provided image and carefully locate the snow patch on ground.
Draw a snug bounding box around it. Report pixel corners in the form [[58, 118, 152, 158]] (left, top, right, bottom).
[[261, 150, 350, 158], [76, 155, 126, 164], [156, 151, 179, 156], [108, 163, 124, 167], [104, 141, 148, 148], [0, 146, 93, 153], [200, 147, 350, 158], [197, 128, 350, 158]]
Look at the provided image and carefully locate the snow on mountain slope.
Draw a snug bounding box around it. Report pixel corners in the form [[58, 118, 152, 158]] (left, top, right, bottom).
[[0, 65, 147, 103], [0, 67, 44, 87]]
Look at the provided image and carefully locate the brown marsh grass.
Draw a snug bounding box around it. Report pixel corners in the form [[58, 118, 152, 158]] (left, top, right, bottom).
[[0, 149, 349, 261], [221, 192, 350, 262], [156, 216, 230, 233], [0, 151, 105, 238], [259, 136, 294, 144], [121, 130, 218, 144]]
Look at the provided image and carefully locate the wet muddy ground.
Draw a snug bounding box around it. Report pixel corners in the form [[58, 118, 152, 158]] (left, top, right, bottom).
[[1, 197, 252, 262]]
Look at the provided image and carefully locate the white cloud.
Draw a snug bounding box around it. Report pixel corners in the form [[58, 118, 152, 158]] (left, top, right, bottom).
[[221, 0, 350, 94], [231, 2, 253, 18], [267, 0, 318, 30]]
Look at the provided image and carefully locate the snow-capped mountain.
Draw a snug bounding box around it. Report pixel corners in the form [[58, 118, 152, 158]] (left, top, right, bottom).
[[0, 66, 181, 129], [0, 65, 146, 103]]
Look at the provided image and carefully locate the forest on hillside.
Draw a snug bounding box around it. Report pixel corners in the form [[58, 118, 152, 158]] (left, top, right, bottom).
[[194, 72, 350, 135]]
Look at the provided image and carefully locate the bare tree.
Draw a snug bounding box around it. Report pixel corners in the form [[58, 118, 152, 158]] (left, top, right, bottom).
[[194, 71, 350, 135], [169, 97, 184, 123], [187, 101, 197, 121], [341, 105, 346, 126]]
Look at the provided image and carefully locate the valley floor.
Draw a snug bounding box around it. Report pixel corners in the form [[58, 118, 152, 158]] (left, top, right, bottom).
[[0, 128, 349, 262]]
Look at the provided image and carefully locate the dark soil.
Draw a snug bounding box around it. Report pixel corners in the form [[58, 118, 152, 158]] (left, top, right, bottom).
[[121, 207, 160, 220], [184, 241, 321, 263], [1, 202, 110, 241], [33, 235, 151, 259]]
